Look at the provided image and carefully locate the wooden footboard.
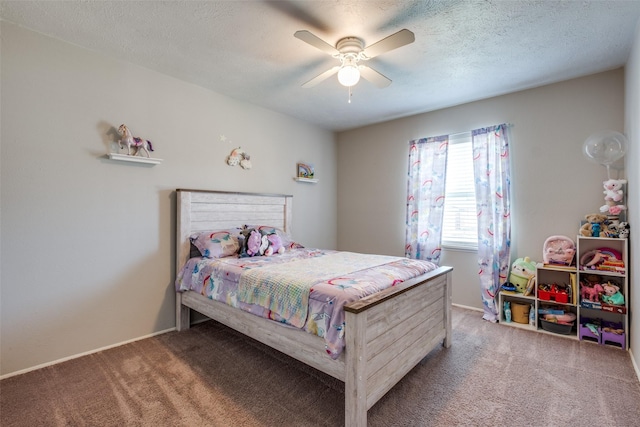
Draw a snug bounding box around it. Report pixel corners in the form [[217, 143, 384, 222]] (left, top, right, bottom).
[[344, 266, 452, 427]]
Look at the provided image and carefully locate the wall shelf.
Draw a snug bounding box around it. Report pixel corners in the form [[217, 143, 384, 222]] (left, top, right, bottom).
[[107, 153, 163, 165], [293, 177, 318, 183]]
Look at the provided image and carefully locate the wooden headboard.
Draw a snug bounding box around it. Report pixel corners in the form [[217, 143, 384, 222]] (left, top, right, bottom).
[[176, 189, 293, 270]]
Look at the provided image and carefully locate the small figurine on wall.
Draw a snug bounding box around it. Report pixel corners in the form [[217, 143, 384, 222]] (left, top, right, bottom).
[[227, 147, 252, 169], [118, 124, 154, 157]]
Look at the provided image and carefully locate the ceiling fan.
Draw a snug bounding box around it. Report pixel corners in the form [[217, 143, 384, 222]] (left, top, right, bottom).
[[294, 29, 415, 90]]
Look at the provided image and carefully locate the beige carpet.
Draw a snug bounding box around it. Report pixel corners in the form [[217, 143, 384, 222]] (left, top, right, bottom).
[[2, 306, 639, 426]]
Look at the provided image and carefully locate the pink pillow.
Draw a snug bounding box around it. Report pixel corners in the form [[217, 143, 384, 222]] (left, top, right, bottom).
[[190, 228, 242, 258]]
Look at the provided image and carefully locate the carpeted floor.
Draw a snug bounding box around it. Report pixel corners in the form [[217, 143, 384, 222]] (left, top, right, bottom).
[[2, 306, 639, 426]]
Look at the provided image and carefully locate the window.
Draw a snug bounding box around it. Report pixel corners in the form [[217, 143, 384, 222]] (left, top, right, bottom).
[[441, 132, 478, 250]]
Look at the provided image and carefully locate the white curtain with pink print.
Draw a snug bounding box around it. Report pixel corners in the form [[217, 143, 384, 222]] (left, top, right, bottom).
[[472, 124, 512, 322], [405, 135, 449, 264]]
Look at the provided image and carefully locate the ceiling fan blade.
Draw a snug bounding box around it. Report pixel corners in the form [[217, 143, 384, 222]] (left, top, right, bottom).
[[362, 29, 415, 58], [359, 65, 392, 88], [294, 30, 339, 56], [302, 66, 340, 88]]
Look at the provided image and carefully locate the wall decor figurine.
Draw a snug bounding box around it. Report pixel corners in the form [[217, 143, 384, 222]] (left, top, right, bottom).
[[118, 124, 154, 157], [227, 147, 252, 169], [297, 162, 315, 179]]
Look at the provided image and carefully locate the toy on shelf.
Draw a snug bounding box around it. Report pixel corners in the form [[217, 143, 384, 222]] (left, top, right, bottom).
[[578, 247, 625, 273], [539, 307, 576, 334], [542, 235, 575, 266], [600, 179, 627, 217], [580, 282, 603, 302], [503, 301, 512, 323], [601, 283, 625, 305], [617, 222, 630, 239], [507, 256, 537, 295], [538, 282, 570, 304], [579, 213, 610, 237]]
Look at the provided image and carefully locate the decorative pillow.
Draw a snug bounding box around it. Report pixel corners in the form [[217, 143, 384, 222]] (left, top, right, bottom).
[[190, 228, 242, 258], [243, 225, 304, 250]]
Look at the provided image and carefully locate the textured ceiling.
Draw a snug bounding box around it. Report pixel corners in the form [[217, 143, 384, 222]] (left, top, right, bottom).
[[2, 1, 640, 131]]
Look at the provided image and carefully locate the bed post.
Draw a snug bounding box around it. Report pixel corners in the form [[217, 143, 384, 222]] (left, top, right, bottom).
[[443, 268, 452, 348], [176, 293, 190, 331], [345, 310, 368, 427], [175, 189, 192, 332]]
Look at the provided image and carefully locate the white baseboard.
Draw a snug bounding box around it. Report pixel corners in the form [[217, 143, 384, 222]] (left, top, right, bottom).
[[452, 303, 483, 312], [0, 327, 176, 380], [630, 348, 640, 384]]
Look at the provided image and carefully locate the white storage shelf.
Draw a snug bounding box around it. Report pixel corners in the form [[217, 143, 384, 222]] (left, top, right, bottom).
[[577, 236, 628, 350], [499, 236, 629, 350]]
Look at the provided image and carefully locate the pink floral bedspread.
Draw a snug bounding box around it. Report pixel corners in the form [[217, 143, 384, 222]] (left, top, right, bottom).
[[175, 248, 437, 358]]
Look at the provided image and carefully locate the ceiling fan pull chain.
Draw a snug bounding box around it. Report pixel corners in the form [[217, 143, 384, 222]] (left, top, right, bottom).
[[348, 85, 352, 104]]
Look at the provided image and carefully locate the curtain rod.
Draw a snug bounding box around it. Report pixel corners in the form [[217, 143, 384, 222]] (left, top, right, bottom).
[[450, 123, 514, 138], [410, 123, 514, 142]]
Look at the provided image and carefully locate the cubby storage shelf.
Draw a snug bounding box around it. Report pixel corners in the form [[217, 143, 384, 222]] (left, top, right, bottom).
[[499, 236, 629, 350]]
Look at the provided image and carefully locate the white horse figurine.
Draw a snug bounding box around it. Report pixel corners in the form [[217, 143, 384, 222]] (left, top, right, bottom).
[[117, 124, 154, 157]]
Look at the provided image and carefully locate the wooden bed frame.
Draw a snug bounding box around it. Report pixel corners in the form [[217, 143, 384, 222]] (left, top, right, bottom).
[[175, 189, 452, 427]]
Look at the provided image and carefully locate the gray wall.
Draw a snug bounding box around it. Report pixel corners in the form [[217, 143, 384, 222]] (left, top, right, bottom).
[[337, 70, 626, 311], [0, 23, 337, 376], [624, 19, 640, 377]]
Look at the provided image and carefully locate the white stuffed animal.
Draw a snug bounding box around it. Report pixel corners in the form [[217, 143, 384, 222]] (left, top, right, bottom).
[[603, 179, 626, 202], [618, 222, 630, 239]]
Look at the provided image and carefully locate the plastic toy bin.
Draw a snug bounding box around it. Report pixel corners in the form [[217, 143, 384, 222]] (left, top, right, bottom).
[[538, 289, 569, 304], [601, 321, 626, 349], [540, 319, 573, 335], [578, 322, 599, 343]]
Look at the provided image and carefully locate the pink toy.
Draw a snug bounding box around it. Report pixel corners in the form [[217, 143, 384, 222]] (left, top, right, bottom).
[[581, 283, 603, 302], [246, 229, 262, 256], [600, 179, 627, 215], [543, 235, 575, 265], [603, 179, 626, 202], [264, 233, 285, 256]]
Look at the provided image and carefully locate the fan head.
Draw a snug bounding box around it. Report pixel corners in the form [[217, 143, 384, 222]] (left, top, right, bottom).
[[295, 29, 415, 89]]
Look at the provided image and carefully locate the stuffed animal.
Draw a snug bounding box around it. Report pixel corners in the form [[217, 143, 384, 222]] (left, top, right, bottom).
[[580, 283, 603, 302], [603, 179, 626, 202], [601, 283, 625, 305], [263, 233, 285, 256], [618, 222, 630, 239], [239, 228, 262, 257], [579, 213, 609, 237], [508, 257, 537, 295], [600, 179, 627, 215]]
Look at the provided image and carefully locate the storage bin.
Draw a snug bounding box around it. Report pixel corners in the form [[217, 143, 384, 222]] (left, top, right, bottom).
[[540, 319, 574, 335], [578, 322, 599, 343], [511, 302, 530, 324], [538, 289, 569, 304]]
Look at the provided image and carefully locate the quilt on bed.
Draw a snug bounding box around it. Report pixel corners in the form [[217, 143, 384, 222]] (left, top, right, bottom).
[[175, 248, 437, 358]]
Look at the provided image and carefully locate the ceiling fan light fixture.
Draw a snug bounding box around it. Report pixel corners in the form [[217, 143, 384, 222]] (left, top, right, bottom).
[[338, 64, 360, 87]]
